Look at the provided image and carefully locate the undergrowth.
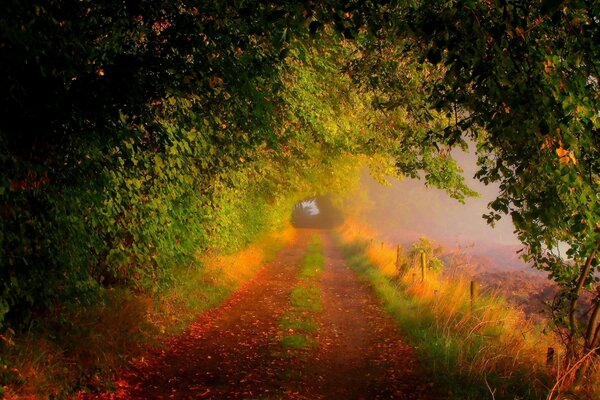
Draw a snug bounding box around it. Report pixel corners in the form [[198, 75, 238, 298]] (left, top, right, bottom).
[[0, 227, 296, 398], [337, 221, 559, 400]]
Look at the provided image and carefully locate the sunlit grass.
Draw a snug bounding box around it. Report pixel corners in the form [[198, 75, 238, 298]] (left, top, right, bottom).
[[338, 219, 558, 399], [155, 226, 297, 335]]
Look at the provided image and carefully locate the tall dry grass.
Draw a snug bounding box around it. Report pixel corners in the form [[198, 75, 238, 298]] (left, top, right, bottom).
[[338, 218, 568, 399]]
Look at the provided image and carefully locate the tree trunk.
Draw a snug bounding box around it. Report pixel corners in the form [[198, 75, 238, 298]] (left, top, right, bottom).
[[585, 297, 600, 351], [571, 244, 599, 385], [568, 244, 598, 351]]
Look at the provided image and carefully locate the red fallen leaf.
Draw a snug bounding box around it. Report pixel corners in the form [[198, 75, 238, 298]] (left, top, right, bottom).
[[115, 379, 128, 388]]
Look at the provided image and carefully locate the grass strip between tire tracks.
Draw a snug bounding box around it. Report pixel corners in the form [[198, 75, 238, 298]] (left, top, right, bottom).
[[279, 234, 323, 351]]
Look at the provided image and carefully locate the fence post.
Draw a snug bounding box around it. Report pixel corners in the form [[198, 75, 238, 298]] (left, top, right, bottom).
[[470, 280, 478, 313], [420, 250, 427, 282], [546, 347, 555, 367]]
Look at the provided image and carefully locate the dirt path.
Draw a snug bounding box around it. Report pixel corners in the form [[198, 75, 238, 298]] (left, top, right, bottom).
[[288, 232, 440, 399], [87, 229, 442, 399]]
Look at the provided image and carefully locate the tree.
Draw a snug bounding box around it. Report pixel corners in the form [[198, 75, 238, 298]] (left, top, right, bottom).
[[316, 0, 599, 383], [0, 0, 310, 325]]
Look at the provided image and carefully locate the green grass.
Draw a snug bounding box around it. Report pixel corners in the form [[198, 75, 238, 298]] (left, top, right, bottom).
[[290, 286, 322, 313], [279, 235, 323, 351], [279, 312, 318, 333], [281, 334, 316, 349]]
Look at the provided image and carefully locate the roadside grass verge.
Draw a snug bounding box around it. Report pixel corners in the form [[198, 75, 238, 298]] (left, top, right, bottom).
[[337, 222, 558, 400], [1, 227, 296, 398], [280, 235, 323, 351]]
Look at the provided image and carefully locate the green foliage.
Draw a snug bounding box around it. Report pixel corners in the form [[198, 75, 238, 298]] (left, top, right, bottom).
[[0, 3, 350, 328], [408, 0, 600, 367], [0, 1, 474, 332]]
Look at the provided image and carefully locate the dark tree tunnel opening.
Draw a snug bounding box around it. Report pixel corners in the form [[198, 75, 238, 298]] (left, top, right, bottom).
[[291, 196, 344, 229]]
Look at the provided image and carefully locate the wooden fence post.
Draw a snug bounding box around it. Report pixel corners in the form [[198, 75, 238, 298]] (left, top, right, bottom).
[[395, 245, 402, 275], [470, 280, 478, 313], [546, 347, 555, 367], [420, 250, 427, 282]]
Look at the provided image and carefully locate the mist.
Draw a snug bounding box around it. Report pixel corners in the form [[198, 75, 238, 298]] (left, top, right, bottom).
[[364, 150, 517, 244], [346, 149, 559, 316], [351, 148, 538, 275]]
